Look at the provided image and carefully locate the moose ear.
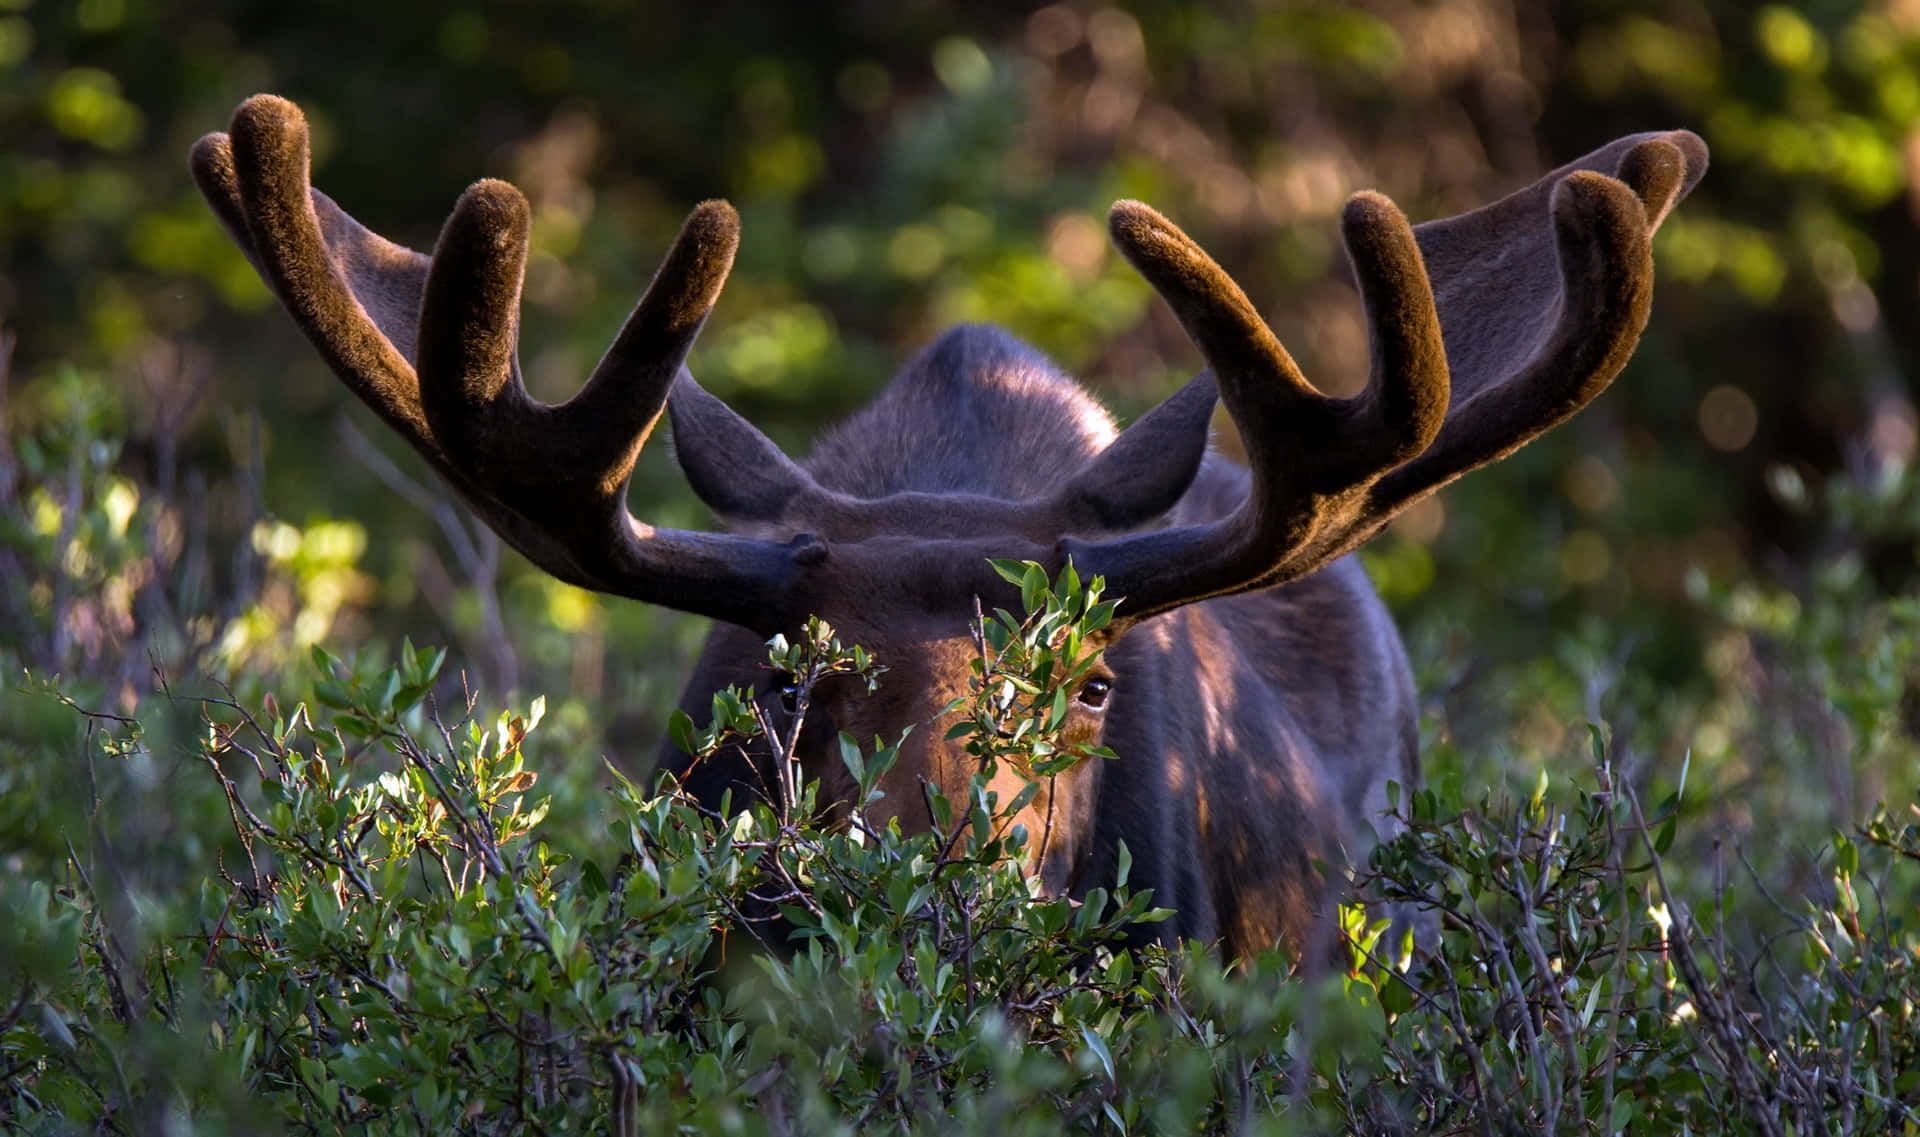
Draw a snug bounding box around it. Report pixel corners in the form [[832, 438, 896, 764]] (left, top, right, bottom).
[[668, 370, 821, 522], [1052, 372, 1218, 532]]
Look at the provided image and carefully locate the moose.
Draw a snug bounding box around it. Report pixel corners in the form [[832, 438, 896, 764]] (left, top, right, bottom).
[[192, 95, 1704, 957]]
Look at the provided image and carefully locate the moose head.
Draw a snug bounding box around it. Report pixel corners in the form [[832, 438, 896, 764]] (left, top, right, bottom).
[[193, 95, 1704, 956]]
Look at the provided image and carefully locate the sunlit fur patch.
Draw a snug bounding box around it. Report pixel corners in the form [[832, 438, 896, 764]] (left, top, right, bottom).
[[804, 325, 1117, 502]]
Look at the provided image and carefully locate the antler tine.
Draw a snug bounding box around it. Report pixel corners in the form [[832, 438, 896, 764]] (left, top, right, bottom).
[[194, 94, 807, 633], [415, 174, 739, 494], [187, 132, 251, 259], [1381, 172, 1646, 493], [415, 179, 532, 457], [558, 200, 739, 491], [1075, 131, 1704, 625], [1108, 196, 1445, 496], [202, 96, 438, 453], [1370, 133, 1701, 513], [1341, 192, 1451, 472], [1105, 200, 1325, 488], [192, 119, 434, 367], [1076, 194, 1447, 616]]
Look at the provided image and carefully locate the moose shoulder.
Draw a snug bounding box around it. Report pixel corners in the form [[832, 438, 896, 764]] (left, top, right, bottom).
[[192, 95, 1706, 958]]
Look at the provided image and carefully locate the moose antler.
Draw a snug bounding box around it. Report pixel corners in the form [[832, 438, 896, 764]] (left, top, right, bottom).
[[1071, 131, 1707, 620], [190, 95, 809, 633]]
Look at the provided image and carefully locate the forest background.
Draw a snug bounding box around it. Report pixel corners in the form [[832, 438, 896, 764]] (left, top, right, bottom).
[[4, 1, 1920, 1128]]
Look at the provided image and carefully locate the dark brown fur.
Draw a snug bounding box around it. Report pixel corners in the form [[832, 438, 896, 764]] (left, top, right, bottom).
[[193, 95, 1706, 957], [666, 328, 1416, 953]]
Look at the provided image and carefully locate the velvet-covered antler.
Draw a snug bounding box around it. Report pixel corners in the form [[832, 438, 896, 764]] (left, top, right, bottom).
[[191, 94, 809, 633], [1070, 131, 1707, 621]]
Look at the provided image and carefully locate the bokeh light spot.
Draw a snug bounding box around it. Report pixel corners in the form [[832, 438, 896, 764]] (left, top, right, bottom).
[[1755, 6, 1827, 73], [1699, 385, 1759, 452], [1046, 213, 1106, 282], [888, 225, 946, 280], [1563, 455, 1620, 513], [1027, 6, 1083, 56], [0, 15, 31, 66], [804, 226, 861, 282], [933, 37, 992, 96], [1558, 529, 1612, 585]]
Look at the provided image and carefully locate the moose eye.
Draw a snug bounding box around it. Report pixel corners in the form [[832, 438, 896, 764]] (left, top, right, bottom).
[[1076, 678, 1112, 709]]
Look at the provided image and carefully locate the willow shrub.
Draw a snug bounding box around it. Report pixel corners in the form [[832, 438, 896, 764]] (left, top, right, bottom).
[[3, 565, 1918, 1134]]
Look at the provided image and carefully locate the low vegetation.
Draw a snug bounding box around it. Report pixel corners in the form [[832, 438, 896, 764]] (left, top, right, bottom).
[[3, 542, 1916, 1132]]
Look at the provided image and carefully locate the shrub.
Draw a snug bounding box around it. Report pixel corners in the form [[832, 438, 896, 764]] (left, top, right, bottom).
[[3, 565, 1917, 1134]]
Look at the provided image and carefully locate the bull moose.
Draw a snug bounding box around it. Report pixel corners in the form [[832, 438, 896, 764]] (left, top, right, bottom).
[[192, 95, 1705, 957]]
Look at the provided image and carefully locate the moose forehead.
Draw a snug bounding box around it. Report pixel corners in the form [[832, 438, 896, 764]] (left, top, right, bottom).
[[780, 534, 1055, 634]]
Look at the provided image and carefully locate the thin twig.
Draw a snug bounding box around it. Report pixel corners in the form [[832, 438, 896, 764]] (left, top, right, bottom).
[[1619, 775, 1785, 1137]]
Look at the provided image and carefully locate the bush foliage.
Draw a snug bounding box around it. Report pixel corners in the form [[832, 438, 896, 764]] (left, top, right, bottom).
[[4, 562, 1917, 1133]]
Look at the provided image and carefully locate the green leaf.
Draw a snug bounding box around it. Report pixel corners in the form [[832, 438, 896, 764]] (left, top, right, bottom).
[[412, 1078, 442, 1118], [1607, 1091, 1635, 1131], [989, 558, 1029, 586], [377, 667, 401, 714], [867, 736, 901, 782], [1834, 831, 1858, 877], [35, 1004, 75, 1050], [1654, 809, 1678, 855], [838, 732, 866, 790], [668, 709, 697, 756], [580, 858, 608, 898], [1048, 684, 1069, 731], [1078, 1025, 1115, 1081], [1021, 562, 1047, 614], [1379, 973, 1415, 1015]]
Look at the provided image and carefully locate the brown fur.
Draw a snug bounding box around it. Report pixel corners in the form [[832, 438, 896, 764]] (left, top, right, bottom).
[[194, 94, 1706, 957], [665, 342, 1417, 955]]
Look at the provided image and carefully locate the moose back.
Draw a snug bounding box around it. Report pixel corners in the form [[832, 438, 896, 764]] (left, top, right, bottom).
[[193, 95, 1705, 956]]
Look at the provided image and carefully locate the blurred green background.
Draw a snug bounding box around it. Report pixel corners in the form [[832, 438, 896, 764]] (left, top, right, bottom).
[[5, 0, 1920, 896]]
